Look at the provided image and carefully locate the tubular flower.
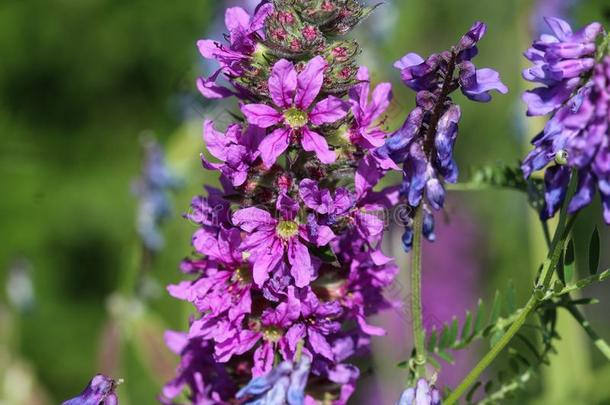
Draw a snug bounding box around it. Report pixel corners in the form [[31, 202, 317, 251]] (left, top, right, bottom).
[[522, 18, 610, 222], [166, 1, 399, 403], [379, 21, 507, 251]]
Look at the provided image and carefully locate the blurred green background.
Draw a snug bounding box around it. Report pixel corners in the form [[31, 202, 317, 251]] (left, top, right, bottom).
[[0, 0, 609, 404]]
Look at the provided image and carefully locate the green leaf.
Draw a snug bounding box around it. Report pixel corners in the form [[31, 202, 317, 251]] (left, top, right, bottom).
[[490, 290, 502, 323], [461, 311, 472, 341], [589, 228, 600, 275], [448, 317, 459, 345], [437, 350, 455, 364], [428, 356, 441, 370], [466, 381, 482, 402], [473, 299, 485, 334], [439, 325, 451, 350], [309, 245, 338, 263], [397, 360, 409, 369], [490, 329, 504, 347], [564, 239, 575, 283]]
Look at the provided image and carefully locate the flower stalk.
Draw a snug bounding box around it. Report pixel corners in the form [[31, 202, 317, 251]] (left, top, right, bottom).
[[410, 204, 426, 379]]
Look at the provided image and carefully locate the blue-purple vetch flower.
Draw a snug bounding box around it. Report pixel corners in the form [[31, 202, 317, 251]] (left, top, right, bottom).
[[197, 4, 274, 99], [396, 379, 441, 405], [62, 374, 120, 405], [522, 17, 602, 116], [232, 193, 335, 287], [379, 21, 507, 251], [522, 18, 610, 222], [241, 56, 350, 166], [236, 355, 312, 405]]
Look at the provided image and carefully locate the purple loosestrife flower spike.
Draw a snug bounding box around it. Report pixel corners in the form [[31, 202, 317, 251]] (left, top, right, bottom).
[[396, 379, 442, 405], [166, 2, 400, 403], [381, 21, 507, 251], [522, 18, 610, 223], [62, 374, 120, 405]]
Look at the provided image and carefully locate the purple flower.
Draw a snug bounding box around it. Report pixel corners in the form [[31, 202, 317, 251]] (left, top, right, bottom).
[[522, 52, 610, 223], [348, 66, 393, 149], [241, 56, 349, 166], [233, 193, 335, 287], [201, 121, 265, 187], [396, 379, 442, 405], [381, 21, 507, 250], [133, 137, 180, 251], [197, 4, 274, 99], [62, 374, 120, 405], [236, 355, 312, 405], [522, 17, 602, 116], [161, 332, 234, 404]]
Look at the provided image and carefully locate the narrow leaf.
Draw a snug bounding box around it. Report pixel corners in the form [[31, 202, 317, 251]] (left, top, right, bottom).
[[448, 317, 459, 346], [461, 311, 473, 341], [466, 381, 482, 402], [490, 290, 502, 323], [473, 299, 485, 334], [437, 350, 455, 364], [505, 281, 516, 314], [589, 228, 600, 275], [427, 328, 438, 352], [439, 325, 451, 350], [564, 239, 575, 283]]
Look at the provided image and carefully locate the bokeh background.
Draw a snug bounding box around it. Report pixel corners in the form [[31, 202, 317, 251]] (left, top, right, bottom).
[[1, 0, 609, 404]]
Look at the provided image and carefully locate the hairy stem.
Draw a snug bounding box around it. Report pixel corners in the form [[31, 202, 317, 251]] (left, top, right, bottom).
[[411, 204, 426, 378]]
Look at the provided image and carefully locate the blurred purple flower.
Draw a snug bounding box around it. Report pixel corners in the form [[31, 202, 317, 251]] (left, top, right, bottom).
[[62, 374, 120, 405]]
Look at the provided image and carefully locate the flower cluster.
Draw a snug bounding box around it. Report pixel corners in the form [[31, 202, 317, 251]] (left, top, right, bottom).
[[521, 17, 610, 223], [164, 1, 399, 403], [379, 21, 507, 251]]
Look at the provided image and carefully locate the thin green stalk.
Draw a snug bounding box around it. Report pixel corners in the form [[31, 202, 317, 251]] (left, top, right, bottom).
[[565, 302, 610, 361], [444, 296, 539, 405], [410, 205, 426, 378]]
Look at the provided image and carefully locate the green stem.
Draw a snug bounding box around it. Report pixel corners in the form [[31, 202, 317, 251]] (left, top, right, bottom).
[[411, 204, 426, 378], [565, 302, 610, 361], [445, 296, 539, 405]]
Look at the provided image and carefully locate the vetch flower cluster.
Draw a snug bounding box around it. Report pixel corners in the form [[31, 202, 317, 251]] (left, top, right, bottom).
[[379, 21, 507, 250], [522, 18, 610, 223], [163, 1, 399, 403]]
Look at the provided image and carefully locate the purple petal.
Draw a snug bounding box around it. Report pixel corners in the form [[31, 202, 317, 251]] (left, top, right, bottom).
[[543, 165, 571, 219], [394, 52, 424, 71], [309, 96, 349, 125], [295, 56, 326, 109], [259, 128, 290, 167], [253, 241, 283, 286], [287, 240, 313, 287], [461, 67, 508, 102], [544, 17, 573, 41], [233, 207, 275, 232], [277, 193, 299, 220], [568, 170, 595, 213], [269, 59, 297, 108], [225, 7, 251, 33], [307, 329, 334, 360], [241, 104, 283, 128], [301, 127, 336, 164], [196, 69, 234, 99]]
